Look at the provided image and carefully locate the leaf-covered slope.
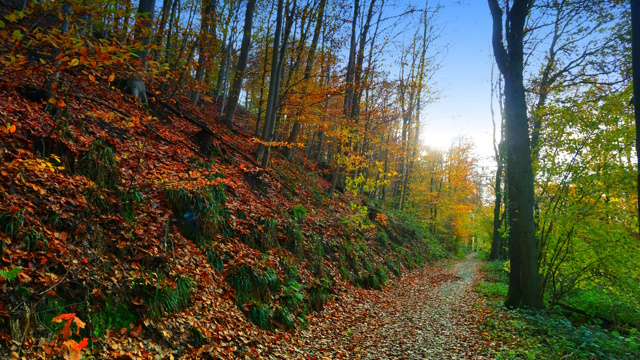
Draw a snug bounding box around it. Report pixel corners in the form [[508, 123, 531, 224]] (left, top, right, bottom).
[[0, 69, 442, 358]]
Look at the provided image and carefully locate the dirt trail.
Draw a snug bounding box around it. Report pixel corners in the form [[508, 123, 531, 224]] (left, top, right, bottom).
[[266, 254, 487, 359], [355, 253, 485, 359]]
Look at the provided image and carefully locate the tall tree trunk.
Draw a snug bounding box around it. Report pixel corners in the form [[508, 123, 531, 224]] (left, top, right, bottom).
[[154, 0, 174, 61], [126, 0, 156, 104], [490, 66, 505, 261], [490, 152, 504, 261], [190, 0, 218, 105], [632, 0, 640, 233], [256, 0, 285, 163], [329, 0, 360, 197], [283, 0, 327, 159], [258, 0, 296, 169], [164, 0, 179, 65], [489, 0, 541, 309], [222, 0, 257, 127]]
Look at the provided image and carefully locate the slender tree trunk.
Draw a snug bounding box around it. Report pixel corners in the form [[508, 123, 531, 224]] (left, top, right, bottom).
[[154, 0, 174, 61], [126, 0, 156, 104], [190, 0, 218, 105], [256, 0, 284, 163], [632, 0, 640, 233], [329, 0, 360, 197], [490, 154, 504, 261], [283, 0, 327, 159], [164, 0, 179, 65], [222, 0, 257, 127], [258, 0, 296, 169]]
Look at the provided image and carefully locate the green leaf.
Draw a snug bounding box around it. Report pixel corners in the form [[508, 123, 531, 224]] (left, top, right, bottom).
[[0, 20, 5, 28], [11, 29, 23, 41], [0, 267, 22, 282]]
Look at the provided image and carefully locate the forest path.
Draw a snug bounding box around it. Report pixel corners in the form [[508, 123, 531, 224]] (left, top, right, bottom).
[[265, 253, 488, 359]]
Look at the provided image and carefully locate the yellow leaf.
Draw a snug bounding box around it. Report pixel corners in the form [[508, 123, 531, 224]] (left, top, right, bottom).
[[69, 58, 79, 66], [48, 97, 56, 104]]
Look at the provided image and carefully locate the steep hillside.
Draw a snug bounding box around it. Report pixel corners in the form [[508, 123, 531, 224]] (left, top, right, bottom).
[[0, 69, 445, 358]]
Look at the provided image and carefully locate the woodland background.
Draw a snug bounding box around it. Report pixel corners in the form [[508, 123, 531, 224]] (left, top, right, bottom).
[[0, 0, 638, 358]]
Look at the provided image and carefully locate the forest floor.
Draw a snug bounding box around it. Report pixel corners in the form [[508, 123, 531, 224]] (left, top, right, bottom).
[[266, 253, 487, 359]]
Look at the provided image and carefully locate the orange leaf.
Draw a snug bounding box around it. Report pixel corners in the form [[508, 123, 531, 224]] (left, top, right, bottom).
[[9, 124, 15, 133], [74, 337, 88, 352], [52, 313, 76, 323], [107, 74, 115, 83], [88, 74, 96, 82], [73, 317, 86, 335], [61, 319, 72, 339], [57, 99, 65, 108], [131, 324, 142, 337]]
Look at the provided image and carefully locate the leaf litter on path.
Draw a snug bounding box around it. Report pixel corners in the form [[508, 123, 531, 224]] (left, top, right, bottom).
[[266, 254, 488, 359]]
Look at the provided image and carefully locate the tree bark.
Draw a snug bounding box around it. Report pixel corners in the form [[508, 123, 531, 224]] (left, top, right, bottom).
[[258, 0, 296, 169], [126, 0, 156, 104], [631, 0, 640, 233], [256, 0, 285, 163], [222, 0, 257, 127], [190, 0, 218, 105], [488, 0, 541, 309]]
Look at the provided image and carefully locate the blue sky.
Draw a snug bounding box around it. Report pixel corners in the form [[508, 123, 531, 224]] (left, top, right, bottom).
[[419, 0, 497, 165]]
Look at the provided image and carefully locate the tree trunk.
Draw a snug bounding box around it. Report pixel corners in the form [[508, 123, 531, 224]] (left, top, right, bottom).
[[222, 0, 257, 127], [256, 0, 284, 163], [258, 0, 296, 169], [283, 0, 327, 159], [126, 0, 156, 104], [632, 0, 640, 233], [489, 154, 504, 261], [489, 0, 541, 309], [190, 0, 218, 105]]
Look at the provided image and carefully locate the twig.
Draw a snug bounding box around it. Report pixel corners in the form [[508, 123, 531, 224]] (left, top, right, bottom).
[[11, 269, 69, 314]]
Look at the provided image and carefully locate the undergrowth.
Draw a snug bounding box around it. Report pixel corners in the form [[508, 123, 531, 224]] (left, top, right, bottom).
[[476, 259, 640, 359]]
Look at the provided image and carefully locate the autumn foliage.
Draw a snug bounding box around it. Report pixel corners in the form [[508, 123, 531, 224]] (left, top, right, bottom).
[[0, 0, 469, 358]]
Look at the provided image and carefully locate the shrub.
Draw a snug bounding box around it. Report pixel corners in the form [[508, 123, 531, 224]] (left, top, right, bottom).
[[375, 264, 388, 287], [137, 275, 194, 320], [0, 208, 26, 242], [386, 258, 401, 278], [274, 306, 295, 330], [376, 231, 389, 248], [246, 302, 273, 330], [90, 299, 138, 337], [308, 277, 332, 312], [290, 205, 306, 224], [284, 220, 304, 257], [205, 246, 224, 273], [78, 139, 119, 189], [165, 184, 226, 243]]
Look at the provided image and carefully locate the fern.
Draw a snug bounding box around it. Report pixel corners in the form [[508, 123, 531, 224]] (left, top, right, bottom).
[[0, 267, 22, 281]]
